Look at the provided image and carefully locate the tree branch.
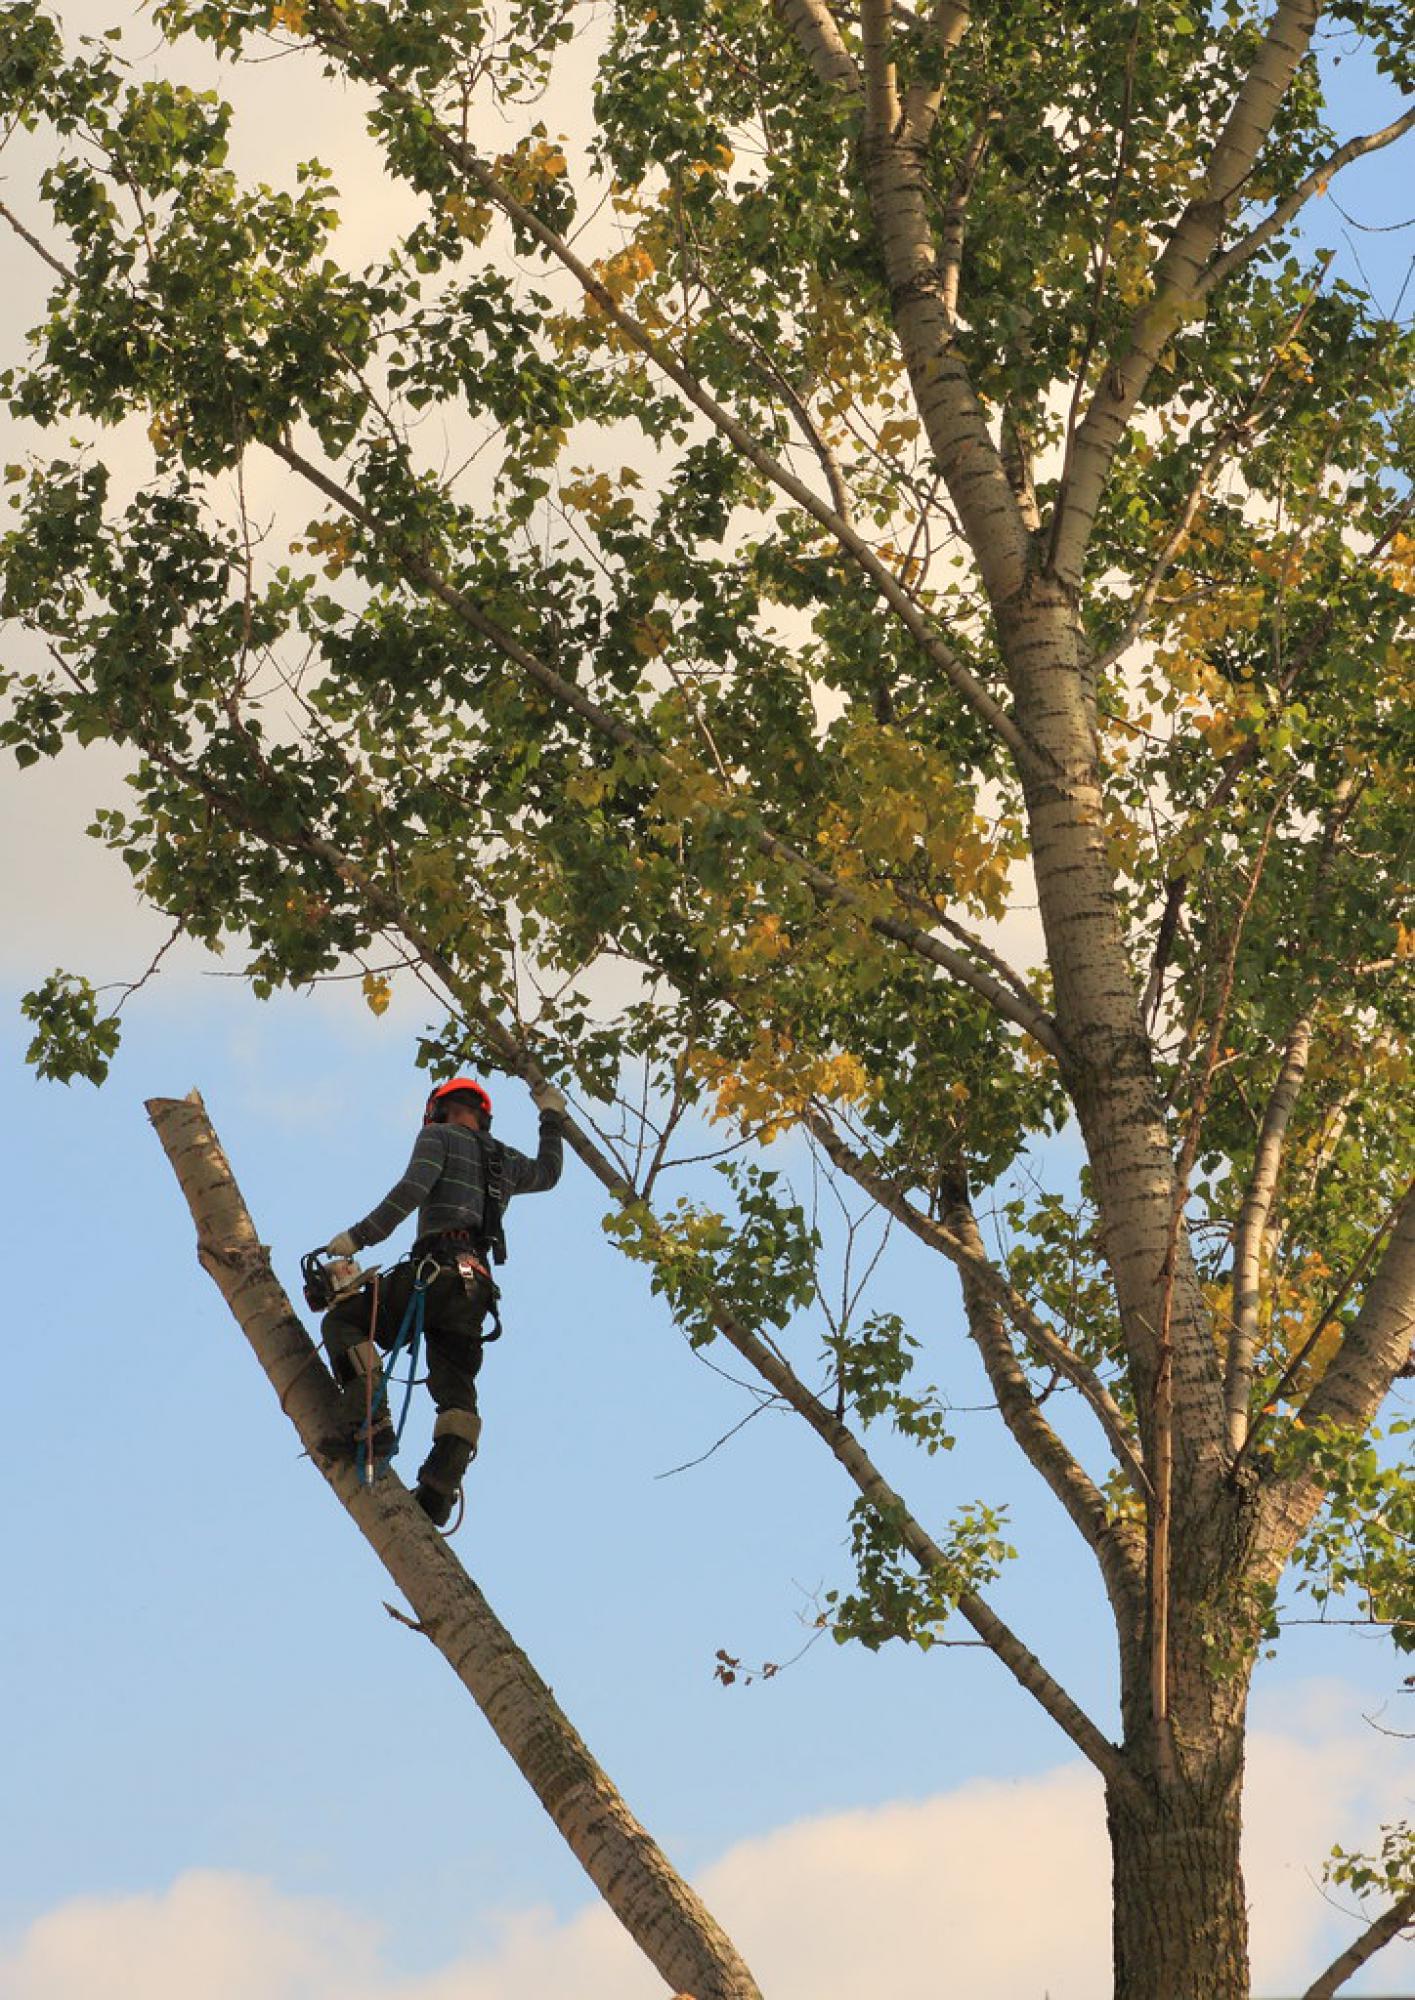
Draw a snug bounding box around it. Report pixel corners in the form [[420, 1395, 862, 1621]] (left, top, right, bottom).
[[1293, 1182, 1415, 1438], [901, 0, 973, 145], [0, 198, 77, 283], [1226, 779, 1352, 1447], [1204, 103, 1415, 298], [1255, 1184, 1415, 1570], [860, 0, 903, 136], [935, 1172, 1150, 1632], [937, 114, 991, 319], [1301, 1882, 1415, 2000], [803, 1107, 1152, 1506], [697, 1270, 1131, 1786], [855, 46, 1033, 606], [771, 0, 860, 93], [1088, 251, 1333, 679], [1226, 1009, 1314, 1444]]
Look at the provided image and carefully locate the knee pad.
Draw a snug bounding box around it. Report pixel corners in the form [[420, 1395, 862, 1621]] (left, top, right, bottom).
[[433, 1408, 482, 1448]]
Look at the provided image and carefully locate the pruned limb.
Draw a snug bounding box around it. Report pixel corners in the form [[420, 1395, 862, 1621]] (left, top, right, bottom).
[[1301, 1883, 1415, 2000], [146, 1091, 762, 2000]]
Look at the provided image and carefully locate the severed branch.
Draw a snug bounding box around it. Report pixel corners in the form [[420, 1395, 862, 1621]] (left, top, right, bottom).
[[146, 1090, 762, 2000], [1301, 1883, 1415, 2000]]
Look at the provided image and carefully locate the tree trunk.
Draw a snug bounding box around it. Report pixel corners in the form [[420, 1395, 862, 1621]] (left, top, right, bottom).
[[147, 1090, 762, 2000], [1108, 1755, 1250, 2000]]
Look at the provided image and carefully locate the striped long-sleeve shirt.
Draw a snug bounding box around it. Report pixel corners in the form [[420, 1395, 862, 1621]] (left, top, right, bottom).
[[348, 1114, 563, 1252]]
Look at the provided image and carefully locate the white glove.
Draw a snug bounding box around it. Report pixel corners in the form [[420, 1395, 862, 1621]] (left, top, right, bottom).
[[531, 1080, 567, 1117], [326, 1230, 359, 1257]]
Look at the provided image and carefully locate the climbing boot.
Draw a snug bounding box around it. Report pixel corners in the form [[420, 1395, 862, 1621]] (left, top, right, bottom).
[[414, 1409, 481, 1525]]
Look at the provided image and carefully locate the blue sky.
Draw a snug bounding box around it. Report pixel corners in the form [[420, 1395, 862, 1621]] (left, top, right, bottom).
[[2, 7, 1413, 1998], [3, 796, 1412, 1997]]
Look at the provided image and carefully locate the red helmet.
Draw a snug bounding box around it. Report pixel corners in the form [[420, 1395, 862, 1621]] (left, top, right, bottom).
[[423, 1077, 493, 1125]]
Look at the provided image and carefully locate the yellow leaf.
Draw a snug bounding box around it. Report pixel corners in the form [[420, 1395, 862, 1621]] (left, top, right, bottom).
[[362, 973, 392, 1017], [271, 0, 305, 31]]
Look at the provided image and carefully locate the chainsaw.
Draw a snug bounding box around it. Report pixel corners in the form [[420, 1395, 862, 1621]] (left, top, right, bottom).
[[300, 1247, 377, 1312]]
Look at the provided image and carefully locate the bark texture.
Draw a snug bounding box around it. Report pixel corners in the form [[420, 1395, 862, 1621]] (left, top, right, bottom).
[[1108, 1759, 1250, 2000], [147, 1089, 762, 2000]]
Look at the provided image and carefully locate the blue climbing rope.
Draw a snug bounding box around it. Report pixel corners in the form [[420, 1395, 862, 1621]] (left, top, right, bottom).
[[356, 1266, 430, 1484]]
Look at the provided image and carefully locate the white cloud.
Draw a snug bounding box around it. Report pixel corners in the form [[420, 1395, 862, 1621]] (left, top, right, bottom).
[[4, 1695, 1411, 2000], [0, 1872, 387, 2000]]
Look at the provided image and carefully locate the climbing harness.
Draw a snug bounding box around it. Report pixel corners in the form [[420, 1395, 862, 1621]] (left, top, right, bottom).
[[474, 1132, 509, 1267]]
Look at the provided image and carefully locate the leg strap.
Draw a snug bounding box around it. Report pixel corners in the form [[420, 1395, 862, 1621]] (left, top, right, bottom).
[[346, 1339, 381, 1378]]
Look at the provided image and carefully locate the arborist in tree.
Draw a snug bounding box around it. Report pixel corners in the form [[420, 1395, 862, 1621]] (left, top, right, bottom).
[[320, 1075, 566, 1524]]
